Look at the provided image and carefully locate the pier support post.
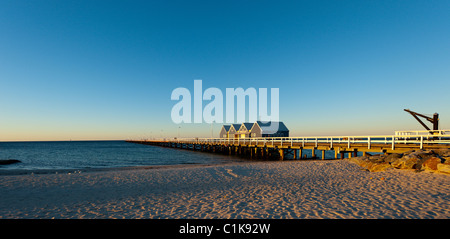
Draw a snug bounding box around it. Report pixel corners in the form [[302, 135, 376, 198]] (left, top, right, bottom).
[[311, 149, 316, 159], [335, 150, 339, 159], [321, 150, 326, 160], [279, 148, 285, 160], [293, 149, 297, 160], [299, 148, 303, 159], [340, 152, 345, 160]]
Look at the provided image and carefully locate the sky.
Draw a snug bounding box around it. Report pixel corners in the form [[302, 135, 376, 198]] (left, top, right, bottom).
[[1, 0, 449, 141]]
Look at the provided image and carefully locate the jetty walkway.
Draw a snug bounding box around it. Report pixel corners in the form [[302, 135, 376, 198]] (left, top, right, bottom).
[[127, 130, 450, 160]]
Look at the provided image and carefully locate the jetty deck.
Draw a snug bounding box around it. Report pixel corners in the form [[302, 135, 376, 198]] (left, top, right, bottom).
[[127, 130, 450, 160]]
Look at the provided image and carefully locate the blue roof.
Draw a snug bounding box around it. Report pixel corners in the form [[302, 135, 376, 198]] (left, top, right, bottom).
[[256, 121, 289, 132], [222, 125, 231, 131], [241, 123, 254, 130], [231, 124, 241, 130]]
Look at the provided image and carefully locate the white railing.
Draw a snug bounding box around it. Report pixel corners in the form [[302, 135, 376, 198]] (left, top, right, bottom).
[[152, 133, 450, 150], [395, 129, 450, 136]]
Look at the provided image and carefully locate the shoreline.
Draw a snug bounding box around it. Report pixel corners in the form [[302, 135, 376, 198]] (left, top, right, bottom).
[[0, 158, 329, 176], [0, 162, 232, 176], [1, 160, 450, 219]]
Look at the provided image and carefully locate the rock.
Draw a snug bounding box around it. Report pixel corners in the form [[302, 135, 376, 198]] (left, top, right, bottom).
[[442, 157, 450, 164], [391, 156, 420, 169], [345, 156, 368, 166], [421, 157, 443, 171], [368, 162, 393, 172], [345, 149, 450, 174], [384, 153, 403, 163], [402, 150, 416, 155], [368, 155, 387, 164], [360, 160, 374, 170], [433, 149, 450, 157], [437, 163, 450, 174], [407, 150, 434, 161], [358, 157, 373, 166], [0, 159, 21, 165]]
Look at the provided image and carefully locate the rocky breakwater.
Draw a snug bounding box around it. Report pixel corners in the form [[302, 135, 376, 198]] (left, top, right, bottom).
[[345, 149, 450, 174]]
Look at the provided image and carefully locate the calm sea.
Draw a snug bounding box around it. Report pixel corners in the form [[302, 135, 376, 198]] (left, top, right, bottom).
[[0, 141, 243, 171]]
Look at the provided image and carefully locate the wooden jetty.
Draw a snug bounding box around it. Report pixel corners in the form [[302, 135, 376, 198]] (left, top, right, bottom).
[[127, 130, 450, 160]]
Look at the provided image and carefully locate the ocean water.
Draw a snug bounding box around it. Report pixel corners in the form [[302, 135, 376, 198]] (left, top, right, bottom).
[[0, 141, 243, 171]]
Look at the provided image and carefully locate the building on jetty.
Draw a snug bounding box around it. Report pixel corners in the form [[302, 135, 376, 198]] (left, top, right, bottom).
[[220, 121, 289, 139], [219, 125, 231, 138], [253, 121, 289, 138], [237, 123, 254, 138], [222, 124, 241, 139]]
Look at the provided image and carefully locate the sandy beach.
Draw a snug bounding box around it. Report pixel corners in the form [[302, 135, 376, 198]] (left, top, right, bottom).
[[1, 160, 449, 219]]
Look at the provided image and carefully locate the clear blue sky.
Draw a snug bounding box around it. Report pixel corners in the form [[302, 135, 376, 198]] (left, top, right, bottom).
[[1, 0, 449, 141]]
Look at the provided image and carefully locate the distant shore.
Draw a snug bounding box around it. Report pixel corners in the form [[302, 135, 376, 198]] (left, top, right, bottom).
[[1, 160, 450, 218]]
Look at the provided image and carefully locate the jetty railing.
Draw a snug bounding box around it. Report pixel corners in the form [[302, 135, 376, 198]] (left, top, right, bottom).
[[153, 132, 450, 150], [395, 129, 450, 136]]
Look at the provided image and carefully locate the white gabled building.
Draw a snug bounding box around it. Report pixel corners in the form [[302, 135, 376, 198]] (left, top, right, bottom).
[[219, 125, 231, 138], [219, 121, 289, 138], [249, 121, 289, 137]]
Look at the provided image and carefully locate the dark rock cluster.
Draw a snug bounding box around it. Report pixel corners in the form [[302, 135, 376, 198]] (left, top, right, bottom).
[[346, 149, 450, 174]]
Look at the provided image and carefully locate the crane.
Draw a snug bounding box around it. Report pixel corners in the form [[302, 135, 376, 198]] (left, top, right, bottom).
[[404, 109, 439, 134]]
